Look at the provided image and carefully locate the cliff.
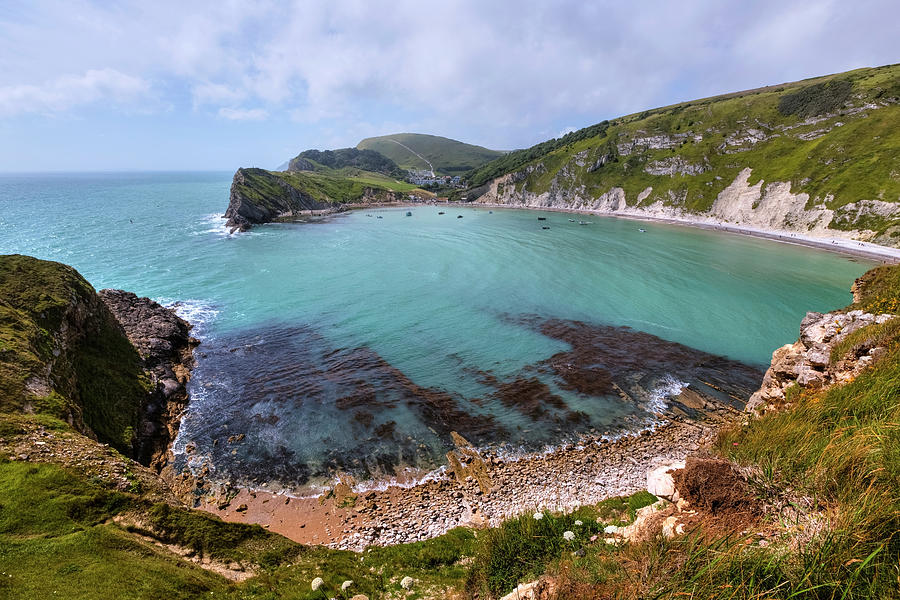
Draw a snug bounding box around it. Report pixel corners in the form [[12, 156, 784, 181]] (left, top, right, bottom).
[[224, 167, 407, 231], [0, 254, 194, 468], [467, 64, 900, 246]]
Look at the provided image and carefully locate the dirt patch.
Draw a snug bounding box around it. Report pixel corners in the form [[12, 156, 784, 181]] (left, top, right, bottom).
[[674, 458, 758, 517]]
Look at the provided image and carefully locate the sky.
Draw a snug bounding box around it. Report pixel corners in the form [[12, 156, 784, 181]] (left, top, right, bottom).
[[0, 0, 898, 172]]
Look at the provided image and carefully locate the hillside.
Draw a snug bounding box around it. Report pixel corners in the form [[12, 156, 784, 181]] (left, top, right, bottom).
[[224, 167, 425, 231], [357, 133, 505, 175], [287, 147, 404, 178], [465, 64, 900, 246]]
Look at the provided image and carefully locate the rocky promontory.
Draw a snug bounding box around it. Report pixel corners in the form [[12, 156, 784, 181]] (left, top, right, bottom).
[[0, 254, 197, 471], [747, 308, 894, 414], [224, 167, 405, 232], [98, 289, 198, 470]]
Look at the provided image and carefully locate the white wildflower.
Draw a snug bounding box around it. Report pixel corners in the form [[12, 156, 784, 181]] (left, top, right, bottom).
[[563, 530, 576, 541], [400, 576, 415, 589], [533, 511, 544, 520], [311, 577, 324, 591], [341, 580, 353, 591], [574, 520, 583, 526]]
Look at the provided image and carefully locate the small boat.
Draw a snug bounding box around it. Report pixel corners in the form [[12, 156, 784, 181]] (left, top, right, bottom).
[[638, 228, 646, 233], [489, 211, 493, 214], [542, 226, 550, 230], [405, 211, 412, 217], [377, 216, 383, 219], [366, 214, 372, 217], [568, 219, 575, 222], [579, 221, 591, 225], [457, 215, 464, 219], [438, 211, 445, 215], [537, 217, 547, 221]]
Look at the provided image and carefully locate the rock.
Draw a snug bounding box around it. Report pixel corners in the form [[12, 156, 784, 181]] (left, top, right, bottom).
[[98, 288, 197, 470], [806, 346, 830, 368], [349, 596, 369, 600], [661, 516, 685, 539], [647, 461, 684, 500], [800, 312, 827, 348], [400, 576, 414, 589]]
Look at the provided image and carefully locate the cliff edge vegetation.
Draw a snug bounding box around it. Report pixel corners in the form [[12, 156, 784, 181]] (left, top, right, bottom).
[[465, 63, 900, 247], [0, 254, 150, 454], [224, 166, 427, 231]]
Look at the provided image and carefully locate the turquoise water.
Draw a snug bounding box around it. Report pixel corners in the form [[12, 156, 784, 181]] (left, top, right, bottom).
[[0, 172, 875, 488]]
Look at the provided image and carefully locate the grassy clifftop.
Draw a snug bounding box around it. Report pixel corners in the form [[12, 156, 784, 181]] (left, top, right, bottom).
[[225, 167, 426, 230], [0, 255, 149, 453], [466, 64, 900, 245]]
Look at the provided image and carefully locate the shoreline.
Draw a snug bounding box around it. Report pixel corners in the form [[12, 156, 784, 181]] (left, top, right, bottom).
[[198, 402, 740, 551], [472, 201, 900, 264]]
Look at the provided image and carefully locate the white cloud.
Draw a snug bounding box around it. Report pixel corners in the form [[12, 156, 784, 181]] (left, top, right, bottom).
[[217, 107, 268, 121], [0, 0, 899, 152], [557, 126, 578, 139], [0, 68, 149, 117]]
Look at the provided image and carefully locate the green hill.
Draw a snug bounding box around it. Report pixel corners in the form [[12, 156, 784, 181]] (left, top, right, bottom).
[[357, 133, 505, 175], [287, 147, 404, 177], [465, 63, 900, 246]]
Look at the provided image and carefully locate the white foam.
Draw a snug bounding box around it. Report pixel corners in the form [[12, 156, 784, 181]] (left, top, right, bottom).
[[646, 374, 690, 413], [192, 213, 232, 237], [156, 298, 220, 338]]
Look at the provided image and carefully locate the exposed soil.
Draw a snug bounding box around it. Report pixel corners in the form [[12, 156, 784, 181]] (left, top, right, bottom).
[[674, 457, 759, 517]]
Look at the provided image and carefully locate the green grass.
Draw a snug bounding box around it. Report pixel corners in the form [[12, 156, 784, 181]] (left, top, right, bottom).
[[465, 63, 900, 244], [0, 458, 229, 599], [0, 255, 149, 454], [357, 133, 505, 174], [465, 494, 657, 598], [236, 167, 422, 212], [830, 317, 900, 363]]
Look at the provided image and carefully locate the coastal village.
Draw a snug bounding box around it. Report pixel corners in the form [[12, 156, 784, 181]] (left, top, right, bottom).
[[406, 168, 465, 188]]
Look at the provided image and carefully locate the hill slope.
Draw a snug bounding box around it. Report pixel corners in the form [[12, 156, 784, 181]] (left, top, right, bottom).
[[224, 167, 424, 231], [357, 133, 505, 175], [466, 63, 900, 247]]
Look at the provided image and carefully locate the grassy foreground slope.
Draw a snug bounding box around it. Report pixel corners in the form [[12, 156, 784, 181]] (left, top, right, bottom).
[[466, 64, 900, 245], [357, 133, 505, 174]]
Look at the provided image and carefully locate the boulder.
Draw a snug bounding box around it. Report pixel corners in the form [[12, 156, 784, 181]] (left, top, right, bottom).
[[647, 461, 684, 500]]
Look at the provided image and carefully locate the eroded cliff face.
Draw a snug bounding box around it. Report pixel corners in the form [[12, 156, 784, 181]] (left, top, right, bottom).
[[747, 309, 895, 414], [224, 167, 336, 232], [0, 255, 196, 471], [98, 290, 197, 471], [469, 81, 900, 246], [474, 166, 900, 245], [225, 167, 405, 231]]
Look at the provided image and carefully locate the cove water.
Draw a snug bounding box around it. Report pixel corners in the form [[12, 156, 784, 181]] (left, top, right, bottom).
[[0, 172, 875, 489]]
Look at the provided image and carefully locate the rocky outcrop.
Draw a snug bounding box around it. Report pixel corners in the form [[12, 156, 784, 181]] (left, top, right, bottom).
[[747, 309, 894, 414], [224, 167, 407, 232], [98, 289, 198, 470], [0, 255, 197, 471], [224, 168, 337, 232]]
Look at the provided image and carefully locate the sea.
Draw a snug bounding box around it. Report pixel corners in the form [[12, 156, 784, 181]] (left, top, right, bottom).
[[0, 171, 875, 492]]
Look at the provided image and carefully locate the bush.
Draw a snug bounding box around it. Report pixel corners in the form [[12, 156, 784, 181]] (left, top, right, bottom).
[[777, 79, 853, 118]]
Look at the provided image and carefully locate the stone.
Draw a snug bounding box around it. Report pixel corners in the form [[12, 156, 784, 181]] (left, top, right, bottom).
[[400, 576, 414, 589], [647, 461, 684, 500], [806, 346, 831, 368]]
